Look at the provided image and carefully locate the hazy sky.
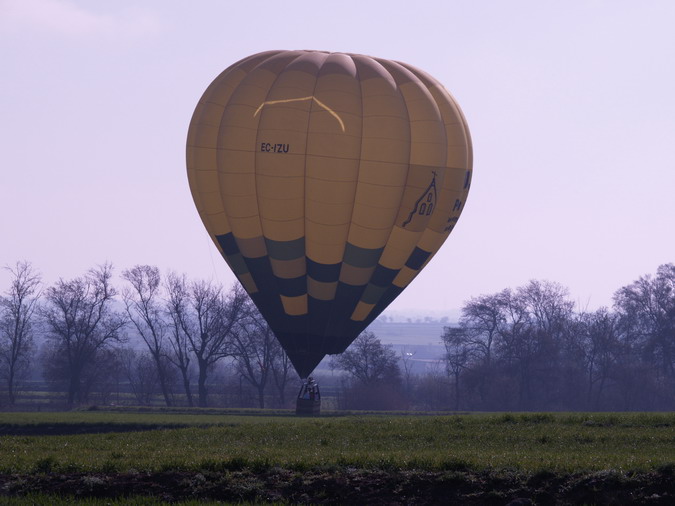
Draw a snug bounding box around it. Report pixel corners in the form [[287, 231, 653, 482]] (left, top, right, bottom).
[[1, 0, 674, 315]]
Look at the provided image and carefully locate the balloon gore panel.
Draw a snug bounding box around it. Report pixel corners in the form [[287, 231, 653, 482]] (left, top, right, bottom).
[[187, 50, 472, 378]]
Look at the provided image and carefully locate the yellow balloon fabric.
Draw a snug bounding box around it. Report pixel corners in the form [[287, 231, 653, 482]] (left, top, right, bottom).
[[186, 50, 472, 378]]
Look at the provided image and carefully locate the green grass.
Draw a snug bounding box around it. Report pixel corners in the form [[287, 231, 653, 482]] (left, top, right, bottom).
[[0, 411, 673, 474]]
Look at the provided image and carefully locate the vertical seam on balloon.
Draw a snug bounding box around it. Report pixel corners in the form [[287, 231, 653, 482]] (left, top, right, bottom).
[[207, 51, 275, 236], [251, 52, 306, 321], [401, 63, 449, 276], [311, 53, 349, 355], [191, 53, 278, 297], [365, 58, 443, 321], [214, 54, 272, 258], [351, 57, 409, 326], [254, 52, 319, 376], [385, 62, 426, 290], [455, 92, 474, 198], [205, 63, 252, 268], [326, 54, 365, 348], [367, 57, 413, 300], [390, 61, 443, 290], [227, 52, 304, 346], [302, 52, 330, 359]]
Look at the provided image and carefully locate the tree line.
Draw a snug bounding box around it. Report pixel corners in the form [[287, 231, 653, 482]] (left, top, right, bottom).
[[0, 263, 293, 409], [1, 261, 673, 411], [440, 265, 675, 411]]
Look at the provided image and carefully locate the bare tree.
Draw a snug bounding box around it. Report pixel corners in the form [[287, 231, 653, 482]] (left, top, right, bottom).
[[167, 276, 246, 407], [120, 347, 161, 405], [578, 308, 620, 409], [615, 264, 675, 378], [227, 290, 294, 408], [519, 280, 574, 339], [614, 264, 675, 407], [269, 335, 293, 407], [519, 280, 575, 407], [454, 291, 507, 405], [441, 326, 472, 410], [122, 265, 173, 406], [165, 273, 194, 406], [0, 261, 41, 405], [459, 292, 505, 367], [41, 264, 126, 406], [413, 362, 450, 411], [331, 331, 401, 385], [230, 291, 275, 408], [90, 347, 125, 406], [332, 331, 406, 410]]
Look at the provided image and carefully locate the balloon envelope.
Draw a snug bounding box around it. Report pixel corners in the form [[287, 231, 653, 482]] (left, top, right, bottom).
[[186, 50, 472, 378]]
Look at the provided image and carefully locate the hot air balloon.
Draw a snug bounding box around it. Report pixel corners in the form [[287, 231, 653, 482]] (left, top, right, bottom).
[[186, 50, 472, 380]]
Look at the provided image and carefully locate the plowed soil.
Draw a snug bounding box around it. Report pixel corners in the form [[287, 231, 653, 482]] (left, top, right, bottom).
[[1, 467, 674, 505]]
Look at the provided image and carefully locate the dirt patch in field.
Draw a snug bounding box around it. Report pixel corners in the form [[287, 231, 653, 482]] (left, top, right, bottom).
[[1, 467, 674, 504], [0, 423, 189, 436]]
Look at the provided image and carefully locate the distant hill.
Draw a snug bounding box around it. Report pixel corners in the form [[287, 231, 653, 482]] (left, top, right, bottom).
[[317, 316, 455, 374], [313, 318, 454, 376], [367, 319, 450, 347]]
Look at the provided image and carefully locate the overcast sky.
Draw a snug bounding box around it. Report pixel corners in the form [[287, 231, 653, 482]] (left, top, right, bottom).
[[1, 0, 673, 316]]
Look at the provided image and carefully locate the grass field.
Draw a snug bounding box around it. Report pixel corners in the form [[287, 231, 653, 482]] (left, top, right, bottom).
[[1, 410, 674, 473], [1, 410, 674, 504]]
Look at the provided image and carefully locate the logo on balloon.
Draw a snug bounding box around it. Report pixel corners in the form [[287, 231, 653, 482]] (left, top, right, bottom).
[[402, 172, 438, 228]]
